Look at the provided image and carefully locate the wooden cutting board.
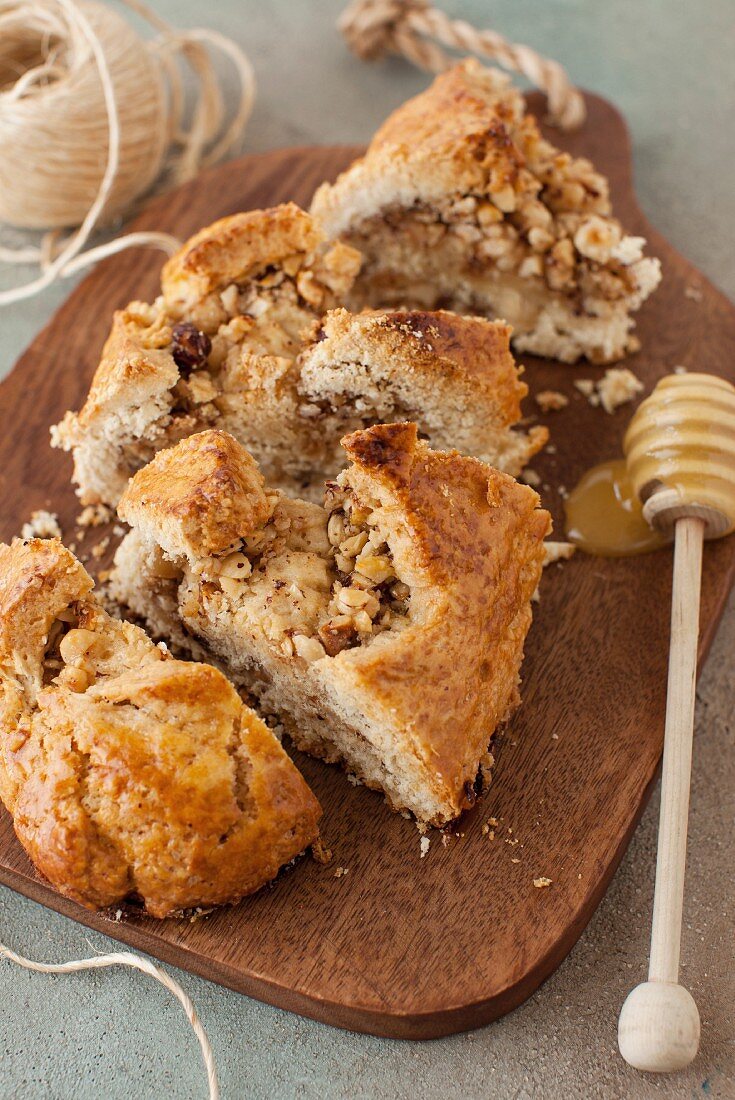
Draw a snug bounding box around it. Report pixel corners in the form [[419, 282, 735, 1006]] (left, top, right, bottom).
[[0, 92, 733, 1040]]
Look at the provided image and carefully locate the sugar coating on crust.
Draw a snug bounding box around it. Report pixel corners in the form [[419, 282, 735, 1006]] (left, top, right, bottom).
[[111, 427, 551, 825], [298, 307, 547, 476], [310, 60, 661, 364], [0, 538, 320, 918]]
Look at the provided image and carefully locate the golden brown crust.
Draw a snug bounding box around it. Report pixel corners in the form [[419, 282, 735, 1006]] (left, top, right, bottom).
[[308, 308, 527, 422], [311, 62, 541, 235], [117, 430, 272, 561], [162, 202, 361, 318], [333, 423, 551, 813], [53, 302, 177, 442], [0, 538, 320, 917]]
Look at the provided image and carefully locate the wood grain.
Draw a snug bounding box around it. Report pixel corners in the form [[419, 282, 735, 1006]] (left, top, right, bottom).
[[0, 92, 733, 1039]]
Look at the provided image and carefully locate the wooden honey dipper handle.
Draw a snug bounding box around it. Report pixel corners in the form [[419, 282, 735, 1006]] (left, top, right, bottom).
[[618, 514, 703, 1072], [618, 371, 735, 1071]]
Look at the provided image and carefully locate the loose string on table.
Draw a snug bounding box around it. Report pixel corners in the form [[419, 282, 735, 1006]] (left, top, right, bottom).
[[0, 939, 219, 1099]]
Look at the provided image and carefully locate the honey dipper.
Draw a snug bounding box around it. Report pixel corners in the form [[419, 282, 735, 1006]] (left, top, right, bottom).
[[617, 372, 735, 1072]]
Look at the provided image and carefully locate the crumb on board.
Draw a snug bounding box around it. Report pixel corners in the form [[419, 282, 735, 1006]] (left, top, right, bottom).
[[521, 467, 541, 487], [333, 866, 349, 878], [574, 378, 595, 398], [535, 389, 569, 413], [76, 503, 113, 528], [684, 285, 703, 301], [482, 815, 500, 839], [543, 541, 576, 567], [311, 837, 333, 865], [415, 820, 428, 836], [511, 858, 521, 864], [346, 773, 363, 787], [575, 368, 643, 414], [674, 364, 688, 374], [533, 877, 553, 889], [90, 536, 110, 560], [21, 510, 62, 540], [419, 836, 431, 859]]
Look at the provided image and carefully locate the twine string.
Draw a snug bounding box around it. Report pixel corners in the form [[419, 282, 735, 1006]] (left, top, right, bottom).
[[0, 0, 255, 306], [339, 0, 585, 130], [0, 940, 219, 1100]]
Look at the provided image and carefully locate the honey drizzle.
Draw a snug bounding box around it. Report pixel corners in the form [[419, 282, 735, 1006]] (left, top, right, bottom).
[[564, 459, 666, 557]]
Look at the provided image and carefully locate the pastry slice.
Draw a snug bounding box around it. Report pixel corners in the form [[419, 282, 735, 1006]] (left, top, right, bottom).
[[0, 538, 321, 918], [51, 203, 362, 505], [111, 427, 551, 825], [311, 60, 661, 364], [296, 307, 547, 482], [52, 210, 543, 504]]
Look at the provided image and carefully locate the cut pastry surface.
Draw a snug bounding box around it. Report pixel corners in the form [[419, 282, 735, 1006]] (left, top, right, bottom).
[[51, 203, 362, 505], [52, 202, 543, 503], [297, 308, 547, 480], [0, 538, 321, 918], [311, 60, 661, 364], [111, 426, 551, 825]]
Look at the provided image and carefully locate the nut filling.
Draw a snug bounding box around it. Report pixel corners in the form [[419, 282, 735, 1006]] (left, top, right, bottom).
[[195, 483, 410, 664], [320, 481, 408, 656], [347, 191, 656, 326], [42, 606, 98, 693]]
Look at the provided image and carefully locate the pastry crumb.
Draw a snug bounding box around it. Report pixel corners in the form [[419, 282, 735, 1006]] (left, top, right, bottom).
[[574, 378, 596, 398], [576, 368, 643, 414], [77, 503, 113, 528], [91, 536, 110, 560], [674, 364, 688, 375], [684, 285, 703, 301], [533, 876, 552, 889], [543, 541, 576, 567], [511, 857, 521, 864], [420, 836, 431, 858], [21, 510, 62, 540], [311, 837, 333, 865], [597, 367, 643, 413], [535, 390, 568, 413], [333, 866, 349, 878], [521, 467, 541, 487]]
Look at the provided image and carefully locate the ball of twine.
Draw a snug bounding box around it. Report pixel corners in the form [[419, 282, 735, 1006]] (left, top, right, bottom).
[[0, 0, 255, 305]]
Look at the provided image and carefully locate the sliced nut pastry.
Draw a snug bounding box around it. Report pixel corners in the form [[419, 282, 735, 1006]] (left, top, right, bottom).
[[297, 307, 547, 481], [51, 202, 542, 504], [51, 203, 362, 506], [111, 426, 551, 825], [0, 538, 321, 918], [311, 60, 661, 364]]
